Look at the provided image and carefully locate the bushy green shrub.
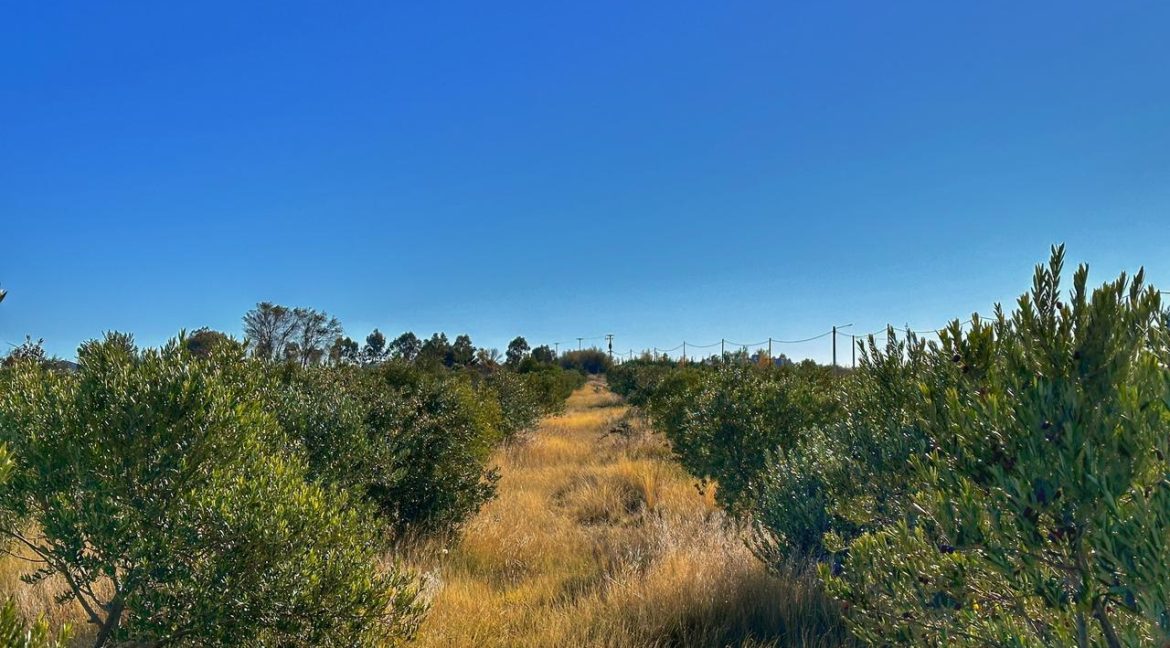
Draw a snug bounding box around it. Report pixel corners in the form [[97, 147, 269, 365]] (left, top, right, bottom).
[[673, 364, 838, 510], [618, 248, 1170, 647], [823, 248, 1170, 646], [559, 349, 612, 374], [613, 360, 837, 512], [751, 330, 932, 560], [265, 353, 580, 537], [360, 363, 504, 534], [0, 335, 423, 647]]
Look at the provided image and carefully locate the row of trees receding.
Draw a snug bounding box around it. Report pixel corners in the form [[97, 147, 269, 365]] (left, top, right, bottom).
[[0, 306, 587, 646], [610, 246, 1170, 647]]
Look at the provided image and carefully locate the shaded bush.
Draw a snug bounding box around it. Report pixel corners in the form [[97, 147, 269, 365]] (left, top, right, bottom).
[[560, 349, 612, 374]]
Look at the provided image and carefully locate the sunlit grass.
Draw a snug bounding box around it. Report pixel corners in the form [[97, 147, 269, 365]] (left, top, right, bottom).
[[0, 531, 96, 646], [408, 377, 852, 647]]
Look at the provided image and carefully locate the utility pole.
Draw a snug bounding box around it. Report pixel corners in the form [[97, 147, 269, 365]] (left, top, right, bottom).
[[768, 337, 772, 361], [720, 338, 725, 363], [554, 342, 559, 357], [577, 337, 583, 351], [682, 341, 687, 365], [852, 334, 856, 369], [832, 323, 853, 372], [605, 334, 614, 362]]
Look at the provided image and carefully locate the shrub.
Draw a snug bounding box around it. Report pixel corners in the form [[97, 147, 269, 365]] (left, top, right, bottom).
[[615, 360, 837, 512], [560, 349, 612, 374], [671, 364, 838, 511], [824, 247, 1170, 646], [751, 330, 932, 560], [0, 335, 423, 647], [266, 356, 580, 538], [360, 362, 504, 534]]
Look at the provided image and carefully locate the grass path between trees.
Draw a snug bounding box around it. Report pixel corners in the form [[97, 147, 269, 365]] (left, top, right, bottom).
[[407, 377, 851, 648]]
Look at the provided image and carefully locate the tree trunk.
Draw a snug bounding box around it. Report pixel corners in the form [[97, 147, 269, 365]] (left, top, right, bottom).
[[92, 597, 124, 648], [1093, 598, 1123, 648]]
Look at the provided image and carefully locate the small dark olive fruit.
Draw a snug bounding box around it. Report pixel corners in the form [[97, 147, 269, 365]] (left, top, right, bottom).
[[952, 353, 962, 363], [961, 364, 971, 374], [1156, 448, 1165, 461], [1056, 301, 1064, 310], [1040, 420, 1052, 430], [1073, 350, 1081, 360], [938, 544, 956, 554]]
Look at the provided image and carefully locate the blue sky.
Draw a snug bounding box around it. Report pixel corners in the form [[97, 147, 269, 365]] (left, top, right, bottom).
[[3, 1, 1169, 362]]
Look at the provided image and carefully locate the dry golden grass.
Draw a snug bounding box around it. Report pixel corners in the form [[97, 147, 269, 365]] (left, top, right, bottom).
[[0, 531, 95, 646], [408, 377, 853, 648]]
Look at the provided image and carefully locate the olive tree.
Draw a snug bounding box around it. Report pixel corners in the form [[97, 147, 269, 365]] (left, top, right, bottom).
[[824, 247, 1170, 647], [0, 334, 423, 647]]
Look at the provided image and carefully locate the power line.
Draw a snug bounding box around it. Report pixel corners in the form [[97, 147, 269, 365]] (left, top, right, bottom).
[[724, 338, 769, 348]]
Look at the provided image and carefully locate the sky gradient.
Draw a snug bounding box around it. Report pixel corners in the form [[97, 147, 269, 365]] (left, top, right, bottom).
[[3, 2, 1169, 363]]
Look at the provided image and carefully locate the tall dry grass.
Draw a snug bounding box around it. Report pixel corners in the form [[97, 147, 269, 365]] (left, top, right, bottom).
[[407, 378, 853, 647], [0, 531, 95, 646]]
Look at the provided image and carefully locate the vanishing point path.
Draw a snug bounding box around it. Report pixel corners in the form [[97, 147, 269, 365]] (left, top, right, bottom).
[[409, 377, 849, 648]]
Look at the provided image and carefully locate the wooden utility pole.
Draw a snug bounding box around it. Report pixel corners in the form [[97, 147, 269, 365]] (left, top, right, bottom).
[[577, 337, 584, 351], [832, 326, 837, 369], [682, 341, 687, 365], [720, 338, 725, 362], [605, 334, 614, 362]]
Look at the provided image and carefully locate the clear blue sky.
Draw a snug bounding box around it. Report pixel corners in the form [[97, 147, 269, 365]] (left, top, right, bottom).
[[3, 2, 1169, 363]]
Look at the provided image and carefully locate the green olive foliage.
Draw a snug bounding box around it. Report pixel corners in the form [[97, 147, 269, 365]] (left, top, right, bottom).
[[617, 247, 1170, 647], [824, 247, 1170, 646], [0, 335, 423, 647], [264, 357, 581, 536], [609, 360, 837, 511], [751, 331, 932, 560]]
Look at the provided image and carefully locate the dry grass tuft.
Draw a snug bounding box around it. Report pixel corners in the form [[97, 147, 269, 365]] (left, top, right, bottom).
[[409, 377, 853, 647], [0, 533, 97, 646]]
